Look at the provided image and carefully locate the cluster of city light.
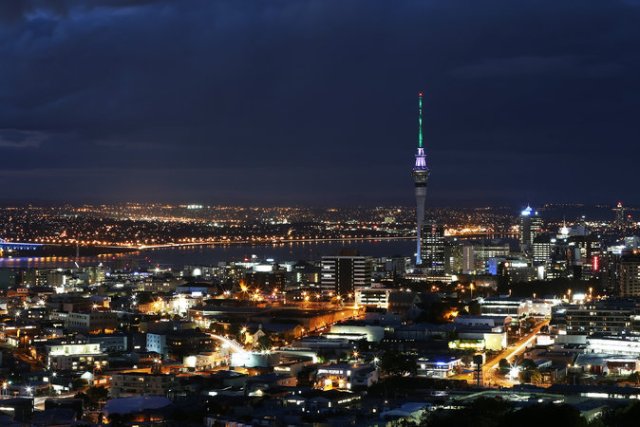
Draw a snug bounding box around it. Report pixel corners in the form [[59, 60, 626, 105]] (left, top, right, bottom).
[[0, 204, 525, 249]]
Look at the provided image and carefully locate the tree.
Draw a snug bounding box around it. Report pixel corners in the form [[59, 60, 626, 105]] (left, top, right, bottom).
[[520, 358, 537, 371], [529, 369, 543, 385], [71, 378, 87, 390], [504, 403, 588, 427], [296, 366, 316, 387], [426, 398, 512, 427], [379, 351, 417, 377], [257, 334, 272, 350], [75, 386, 109, 410], [423, 401, 589, 427], [600, 401, 640, 427]]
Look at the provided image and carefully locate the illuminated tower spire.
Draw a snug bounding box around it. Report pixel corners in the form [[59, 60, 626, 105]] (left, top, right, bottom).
[[418, 91, 424, 148], [412, 91, 430, 265]]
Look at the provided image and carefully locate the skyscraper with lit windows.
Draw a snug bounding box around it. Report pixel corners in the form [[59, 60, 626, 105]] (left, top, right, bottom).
[[421, 222, 446, 275], [519, 205, 543, 252]]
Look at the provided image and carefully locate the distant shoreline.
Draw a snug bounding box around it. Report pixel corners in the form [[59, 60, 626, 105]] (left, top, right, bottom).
[[0, 236, 416, 260]]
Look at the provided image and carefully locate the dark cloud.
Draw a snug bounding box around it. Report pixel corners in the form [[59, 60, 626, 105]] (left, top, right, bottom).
[[0, 0, 638, 206], [0, 129, 47, 148], [452, 55, 625, 79]]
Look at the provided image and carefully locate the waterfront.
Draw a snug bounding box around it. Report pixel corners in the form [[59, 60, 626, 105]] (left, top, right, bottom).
[[0, 239, 417, 269]]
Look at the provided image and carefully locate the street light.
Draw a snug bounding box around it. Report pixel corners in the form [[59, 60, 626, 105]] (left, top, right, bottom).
[[509, 366, 521, 381]]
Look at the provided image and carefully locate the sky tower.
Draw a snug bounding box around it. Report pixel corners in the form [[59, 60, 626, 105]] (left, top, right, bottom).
[[413, 92, 429, 265]]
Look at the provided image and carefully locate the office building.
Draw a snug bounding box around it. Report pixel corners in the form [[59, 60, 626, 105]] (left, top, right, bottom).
[[565, 303, 635, 335], [321, 256, 372, 297], [46, 341, 107, 371], [421, 222, 445, 275], [111, 373, 175, 398], [64, 311, 118, 334], [355, 288, 391, 309], [619, 253, 640, 297], [462, 243, 510, 274], [614, 202, 626, 230], [519, 206, 543, 252], [532, 234, 554, 264]]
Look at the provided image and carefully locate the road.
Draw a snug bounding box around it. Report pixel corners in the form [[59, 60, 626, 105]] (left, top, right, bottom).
[[484, 320, 550, 373], [482, 319, 549, 387], [34, 391, 79, 410], [453, 319, 549, 387], [13, 348, 44, 370]]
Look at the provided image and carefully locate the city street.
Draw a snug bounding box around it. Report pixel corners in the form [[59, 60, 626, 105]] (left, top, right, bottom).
[[454, 319, 550, 387]]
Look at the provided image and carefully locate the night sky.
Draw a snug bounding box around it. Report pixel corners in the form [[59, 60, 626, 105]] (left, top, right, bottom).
[[0, 1, 639, 207]]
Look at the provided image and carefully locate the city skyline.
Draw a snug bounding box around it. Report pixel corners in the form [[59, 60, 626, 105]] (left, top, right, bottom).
[[3, 3, 640, 426], [0, 1, 639, 205]]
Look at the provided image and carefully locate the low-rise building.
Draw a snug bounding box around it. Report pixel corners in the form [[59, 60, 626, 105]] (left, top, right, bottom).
[[87, 333, 128, 353], [479, 297, 528, 317], [355, 288, 392, 309], [110, 373, 175, 398], [565, 303, 635, 335], [587, 335, 640, 357], [416, 355, 462, 378], [328, 322, 386, 343], [46, 341, 107, 371], [316, 363, 378, 390], [64, 311, 118, 333]]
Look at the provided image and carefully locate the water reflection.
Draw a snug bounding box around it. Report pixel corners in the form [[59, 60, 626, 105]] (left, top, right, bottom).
[[0, 239, 416, 269]]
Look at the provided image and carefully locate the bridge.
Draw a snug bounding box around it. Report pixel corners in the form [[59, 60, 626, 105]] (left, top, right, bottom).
[[0, 239, 43, 251]]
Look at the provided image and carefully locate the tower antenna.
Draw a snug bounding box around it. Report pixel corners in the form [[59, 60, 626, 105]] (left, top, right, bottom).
[[418, 91, 424, 148]]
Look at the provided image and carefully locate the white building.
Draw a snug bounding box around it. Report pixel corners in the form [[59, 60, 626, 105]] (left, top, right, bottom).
[[479, 298, 528, 317], [46, 342, 107, 371], [355, 288, 391, 309], [328, 323, 386, 343], [588, 335, 640, 357], [416, 355, 461, 378], [454, 315, 511, 329], [146, 333, 168, 356], [316, 363, 378, 390]]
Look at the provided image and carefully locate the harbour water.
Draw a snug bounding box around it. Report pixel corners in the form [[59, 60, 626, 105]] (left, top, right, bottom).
[[0, 239, 416, 269]]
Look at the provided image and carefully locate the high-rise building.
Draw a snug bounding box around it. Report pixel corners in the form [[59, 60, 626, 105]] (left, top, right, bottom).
[[619, 253, 640, 297], [446, 243, 463, 275], [421, 222, 446, 275], [498, 257, 535, 283], [462, 243, 511, 274], [412, 92, 430, 265], [321, 256, 372, 297], [519, 206, 543, 252], [613, 202, 626, 230], [566, 235, 602, 280], [532, 234, 554, 264]]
